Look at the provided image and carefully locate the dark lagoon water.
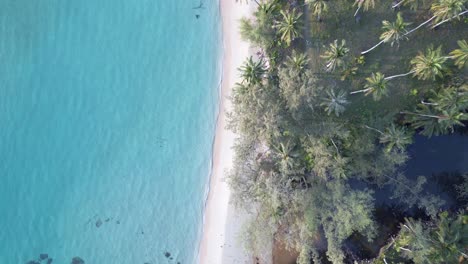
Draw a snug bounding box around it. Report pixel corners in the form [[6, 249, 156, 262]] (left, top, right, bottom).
[[404, 134, 468, 177]]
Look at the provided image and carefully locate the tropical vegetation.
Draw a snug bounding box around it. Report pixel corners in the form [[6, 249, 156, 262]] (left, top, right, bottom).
[[231, 0, 468, 263]]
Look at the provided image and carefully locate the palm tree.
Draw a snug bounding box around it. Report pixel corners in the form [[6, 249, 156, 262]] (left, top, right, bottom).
[[379, 124, 414, 152], [238, 56, 267, 85], [361, 12, 411, 55], [428, 212, 468, 262], [410, 46, 448, 80], [350, 72, 389, 101], [306, 0, 329, 20], [431, 86, 468, 112], [402, 105, 468, 137], [404, 0, 467, 36], [285, 51, 309, 73], [449, 39, 468, 68], [272, 140, 300, 172], [381, 13, 411, 47], [321, 39, 349, 72], [354, 0, 376, 16], [431, 0, 466, 25], [321, 89, 349, 116], [383, 46, 448, 81], [276, 9, 303, 46]]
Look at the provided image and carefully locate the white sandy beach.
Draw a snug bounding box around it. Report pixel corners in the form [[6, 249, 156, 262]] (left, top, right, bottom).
[[198, 1, 255, 264]]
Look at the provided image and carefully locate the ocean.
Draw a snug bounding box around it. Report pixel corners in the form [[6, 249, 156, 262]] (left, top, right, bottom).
[[0, 0, 221, 263]]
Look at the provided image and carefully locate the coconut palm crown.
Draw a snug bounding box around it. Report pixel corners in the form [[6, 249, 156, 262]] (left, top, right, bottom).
[[276, 9, 303, 46], [285, 51, 309, 73], [321, 89, 349, 116], [410, 46, 448, 80], [306, 0, 329, 19], [380, 12, 411, 47], [321, 39, 349, 72], [364, 72, 389, 101], [450, 39, 468, 68], [430, 0, 467, 25], [238, 56, 267, 85], [379, 124, 414, 152]]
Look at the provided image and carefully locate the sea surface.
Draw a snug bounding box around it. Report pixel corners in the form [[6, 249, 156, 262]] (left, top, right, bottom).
[[0, 1, 221, 263]]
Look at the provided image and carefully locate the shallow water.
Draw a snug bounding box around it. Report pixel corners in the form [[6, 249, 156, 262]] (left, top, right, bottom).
[[0, 1, 220, 263]]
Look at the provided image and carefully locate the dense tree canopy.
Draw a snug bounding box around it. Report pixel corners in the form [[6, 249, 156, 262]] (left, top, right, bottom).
[[230, 0, 467, 263]]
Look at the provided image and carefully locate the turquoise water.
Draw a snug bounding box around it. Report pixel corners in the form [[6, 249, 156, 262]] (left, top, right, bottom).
[[0, 1, 221, 263]]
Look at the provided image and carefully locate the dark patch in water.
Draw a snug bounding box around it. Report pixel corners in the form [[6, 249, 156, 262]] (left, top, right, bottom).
[[39, 254, 48, 260], [164, 251, 171, 258], [95, 219, 102, 228], [71, 257, 85, 264]]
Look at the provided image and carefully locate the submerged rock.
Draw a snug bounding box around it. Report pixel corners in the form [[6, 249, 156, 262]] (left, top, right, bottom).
[[71, 257, 85, 264], [95, 219, 102, 228], [46, 258, 53, 264], [39, 254, 48, 260], [164, 251, 171, 258]]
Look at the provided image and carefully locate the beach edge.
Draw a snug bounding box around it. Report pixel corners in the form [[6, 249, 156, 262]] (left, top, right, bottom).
[[198, 1, 254, 263]]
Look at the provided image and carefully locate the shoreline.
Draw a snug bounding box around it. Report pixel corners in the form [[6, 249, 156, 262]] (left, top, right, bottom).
[[198, 1, 254, 263]]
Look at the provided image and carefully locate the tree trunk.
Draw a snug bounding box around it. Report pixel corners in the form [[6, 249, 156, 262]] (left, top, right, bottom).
[[364, 125, 384, 134], [400, 111, 441, 119], [361, 40, 385, 55], [421, 100, 438, 105], [399, 247, 412, 252], [431, 10, 468, 28], [404, 15, 436, 36], [354, 6, 361, 16], [385, 70, 415, 80], [350, 88, 371, 94], [392, 0, 405, 8]]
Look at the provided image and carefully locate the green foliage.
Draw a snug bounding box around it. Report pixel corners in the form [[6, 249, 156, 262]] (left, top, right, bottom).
[[285, 51, 310, 73], [312, 181, 377, 263], [431, 85, 468, 112], [276, 9, 303, 46], [278, 66, 321, 116], [238, 56, 267, 85], [455, 173, 468, 202], [306, 0, 329, 19], [239, 1, 281, 49], [389, 174, 445, 217], [378, 211, 468, 263], [354, 0, 377, 12], [321, 39, 350, 72], [410, 46, 448, 80], [402, 0, 430, 10], [380, 12, 411, 47], [450, 39, 468, 68], [404, 100, 468, 137], [431, 0, 467, 25], [321, 89, 349, 116], [379, 124, 414, 153], [364, 72, 389, 101], [229, 2, 467, 263]]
